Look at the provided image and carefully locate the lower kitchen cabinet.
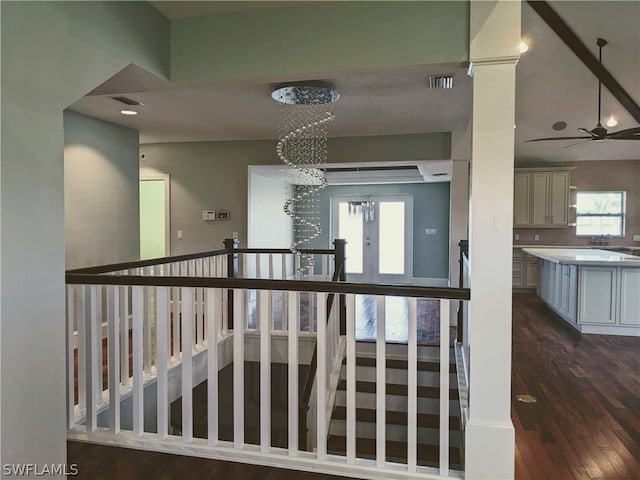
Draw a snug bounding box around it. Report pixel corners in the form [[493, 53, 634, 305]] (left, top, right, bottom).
[[536, 259, 639, 335]]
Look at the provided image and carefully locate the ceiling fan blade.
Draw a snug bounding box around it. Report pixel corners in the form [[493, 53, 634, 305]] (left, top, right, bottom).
[[578, 128, 597, 138], [608, 127, 640, 138], [563, 139, 593, 149], [607, 135, 640, 140], [525, 136, 592, 143]]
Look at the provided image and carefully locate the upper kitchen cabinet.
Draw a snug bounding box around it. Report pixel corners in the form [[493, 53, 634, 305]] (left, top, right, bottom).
[[514, 168, 573, 228]]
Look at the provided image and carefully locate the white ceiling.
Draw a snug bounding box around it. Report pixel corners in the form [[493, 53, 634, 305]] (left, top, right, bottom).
[[69, 1, 640, 164]]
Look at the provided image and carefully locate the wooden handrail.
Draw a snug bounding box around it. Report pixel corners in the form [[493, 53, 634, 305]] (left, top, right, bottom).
[[66, 242, 336, 275], [64, 274, 470, 300], [66, 248, 229, 275]]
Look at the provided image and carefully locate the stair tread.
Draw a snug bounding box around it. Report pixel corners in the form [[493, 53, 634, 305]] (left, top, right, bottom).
[[332, 406, 461, 430], [327, 434, 462, 466], [336, 379, 459, 400], [347, 356, 457, 372]]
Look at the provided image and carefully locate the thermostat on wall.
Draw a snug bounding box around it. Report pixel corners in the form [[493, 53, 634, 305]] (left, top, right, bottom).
[[202, 210, 216, 221], [216, 210, 230, 220]]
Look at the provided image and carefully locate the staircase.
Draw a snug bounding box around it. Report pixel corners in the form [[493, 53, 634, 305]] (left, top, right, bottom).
[[327, 342, 463, 469]]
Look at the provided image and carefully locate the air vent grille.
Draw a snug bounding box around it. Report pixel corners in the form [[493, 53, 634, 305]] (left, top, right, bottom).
[[428, 75, 454, 89], [112, 96, 143, 106]]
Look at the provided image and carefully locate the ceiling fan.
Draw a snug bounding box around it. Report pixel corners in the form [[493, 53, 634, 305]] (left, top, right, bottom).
[[526, 38, 640, 146]]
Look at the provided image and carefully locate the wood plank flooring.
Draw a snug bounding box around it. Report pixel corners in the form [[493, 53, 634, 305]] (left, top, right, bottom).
[[67, 293, 640, 479], [512, 293, 640, 480]]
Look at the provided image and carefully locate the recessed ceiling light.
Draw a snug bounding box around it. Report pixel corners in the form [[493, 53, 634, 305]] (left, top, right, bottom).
[[120, 110, 138, 116], [518, 41, 529, 54], [606, 117, 618, 127], [552, 121, 568, 131]]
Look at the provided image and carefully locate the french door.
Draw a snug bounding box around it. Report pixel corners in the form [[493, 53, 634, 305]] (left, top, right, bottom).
[[331, 195, 412, 284]]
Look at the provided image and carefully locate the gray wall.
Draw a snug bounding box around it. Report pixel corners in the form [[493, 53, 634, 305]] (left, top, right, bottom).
[[141, 133, 450, 254], [64, 110, 140, 269], [1, 1, 169, 468], [311, 183, 451, 280], [140, 140, 279, 254]]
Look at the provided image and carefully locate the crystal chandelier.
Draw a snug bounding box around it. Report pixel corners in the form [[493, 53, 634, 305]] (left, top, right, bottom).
[[272, 82, 339, 274]]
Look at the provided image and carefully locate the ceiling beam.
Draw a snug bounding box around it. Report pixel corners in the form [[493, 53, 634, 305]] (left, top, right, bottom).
[[527, 0, 640, 125]]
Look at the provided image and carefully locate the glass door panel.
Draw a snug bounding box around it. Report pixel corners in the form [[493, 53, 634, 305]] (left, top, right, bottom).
[[338, 201, 364, 274], [378, 201, 405, 275]]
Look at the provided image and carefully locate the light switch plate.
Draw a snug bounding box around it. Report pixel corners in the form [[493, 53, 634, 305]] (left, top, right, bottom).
[[177, 230, 183, 240], [425, 228, 437, 235], [202, 210, 216, 221], [534, 234, 540, 241], [633, 234, 640, 242]]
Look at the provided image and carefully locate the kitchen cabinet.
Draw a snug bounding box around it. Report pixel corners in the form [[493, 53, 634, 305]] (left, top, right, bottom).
[[527, 248, 640, 336], [513, 168, 571, 228], [512, 248, 537, 289]]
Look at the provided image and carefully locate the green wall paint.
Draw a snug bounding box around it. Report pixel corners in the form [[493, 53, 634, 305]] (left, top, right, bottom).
[[171, 1, 469, 83], [140, 180, 167, 260], [1, 1, 168, 467], [64, 110, 140, 269]]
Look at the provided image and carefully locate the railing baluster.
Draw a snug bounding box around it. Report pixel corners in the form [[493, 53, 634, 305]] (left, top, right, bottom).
[[322, 255, 328, 281], [316, 292, 327, 460], [346, 294, 356, 463], [260, 289, 271, 452], [407, 297, 418, 472], [207, 288, 219, 445], [181, 287, 194, 442], [268, 253, 274, 279], [66, 285, 75, 427], [376, 295, 386, 467], [143, 267, 152, 373], [156, 287, 169, 440], [440, 298, 451, 475], [120, 284, 130, 387], [196, 259, 204, 346], [171, 263, 180, 357], [233, 289, 245, 447], [222, 257, 229, 334], [77, 287, 87, 414], [132, 286, 144, 436], [287, 291, 299, 455], [85, 285, 100, 432], [282, 254, 288, 331], [108, 285, 120, 433]]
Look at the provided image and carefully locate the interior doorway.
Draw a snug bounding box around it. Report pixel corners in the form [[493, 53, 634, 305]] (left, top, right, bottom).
[[331, 194, 413, 284], [139, 175, 170, 260]]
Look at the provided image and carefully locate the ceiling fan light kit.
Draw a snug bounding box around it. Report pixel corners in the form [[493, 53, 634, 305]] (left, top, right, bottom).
[[526, 38, 640, 145]]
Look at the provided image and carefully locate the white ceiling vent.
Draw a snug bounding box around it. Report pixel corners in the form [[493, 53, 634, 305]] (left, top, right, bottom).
[[428, 75, 454, 89]]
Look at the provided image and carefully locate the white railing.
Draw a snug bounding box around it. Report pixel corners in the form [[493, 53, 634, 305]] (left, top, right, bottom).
[[66, 268, 467, 480]]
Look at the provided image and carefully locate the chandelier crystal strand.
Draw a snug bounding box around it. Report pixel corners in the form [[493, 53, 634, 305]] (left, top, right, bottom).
[[276, 106, 334, 273]]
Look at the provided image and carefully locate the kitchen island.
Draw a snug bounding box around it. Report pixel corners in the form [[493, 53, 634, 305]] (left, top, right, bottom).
[[523, 248, 640, 336]]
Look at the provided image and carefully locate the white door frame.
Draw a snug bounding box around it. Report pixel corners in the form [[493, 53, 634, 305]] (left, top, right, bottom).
[[330, 193, 413, 284], [140, 174, 171, 257]]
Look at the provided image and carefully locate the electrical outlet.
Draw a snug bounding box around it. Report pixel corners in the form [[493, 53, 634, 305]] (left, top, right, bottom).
[[633, 234, 640, 242], [534, 234, 540, 241], [177, 230, 183, 240], [514, 233, 520, 241]]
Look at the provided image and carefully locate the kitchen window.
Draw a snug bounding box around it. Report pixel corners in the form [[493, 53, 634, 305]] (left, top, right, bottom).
[[575, 191, 625, 236]]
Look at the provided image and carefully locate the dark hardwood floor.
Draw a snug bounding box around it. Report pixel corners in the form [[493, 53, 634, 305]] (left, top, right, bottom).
[[512, 293, 640, 480], [68, 293, 640, 479]]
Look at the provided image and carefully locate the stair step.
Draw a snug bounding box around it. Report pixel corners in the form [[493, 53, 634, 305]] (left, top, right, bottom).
[[327, 435, 462, 468], [336, 379, 459, 400], [332, 406, 460, 430], [347, 356, 457, 373]]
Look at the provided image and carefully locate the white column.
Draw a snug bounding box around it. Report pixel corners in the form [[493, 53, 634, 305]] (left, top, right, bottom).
[[465, 1, 519, 479]]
